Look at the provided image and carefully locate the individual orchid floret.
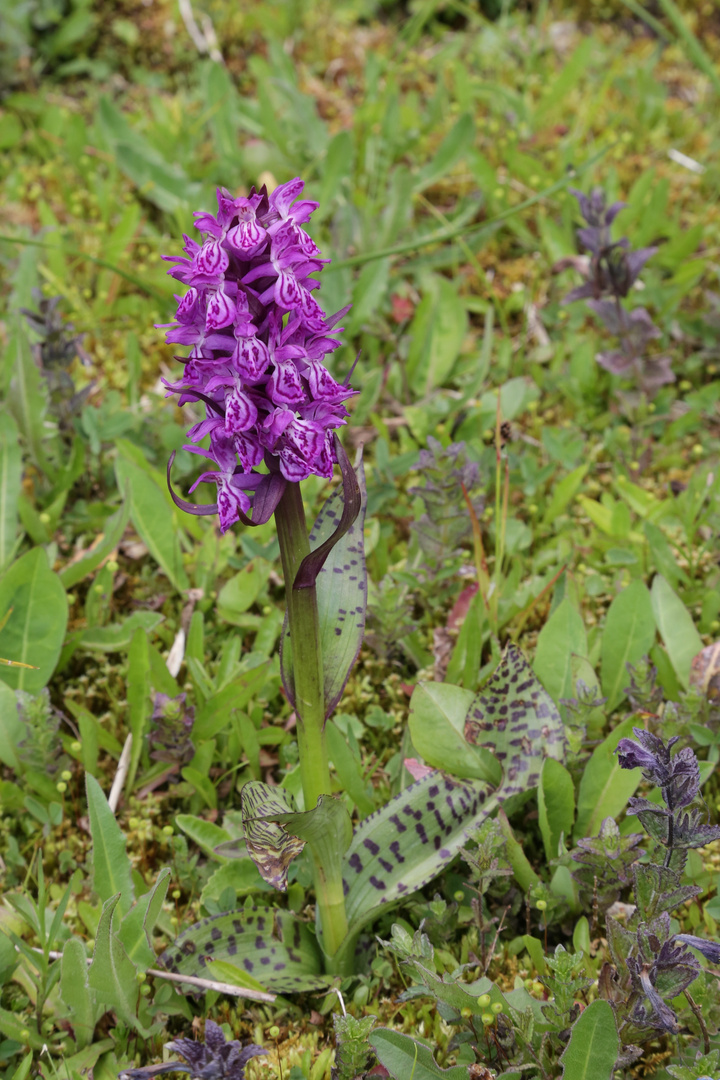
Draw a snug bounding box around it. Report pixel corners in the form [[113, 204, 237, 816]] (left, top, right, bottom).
[[161, 179, 356, 531]]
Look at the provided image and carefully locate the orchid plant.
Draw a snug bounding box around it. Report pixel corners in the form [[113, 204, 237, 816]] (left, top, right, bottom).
[[158, 178, 566, 985]]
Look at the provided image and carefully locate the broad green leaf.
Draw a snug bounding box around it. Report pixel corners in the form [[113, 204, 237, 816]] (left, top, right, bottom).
[[0, 680, 22, 769], [538, 758, 575, 861], [600, 581, 656, 711], [181, 766, 218, 810], [0, 1005, 45, 1049], [80, 610, 164, 652], [0, 547, 68, 692], [369, 1029, 470, 1080], [114, 450, 189, 592], [192, 661, 272, 740], [559, 999, 619, 1080], [88, 894, 150, 1035], [651, 574, 703, 689], [406, 276, 468, 394], [61, 937, 96, 1050], [175, 814, 231, 856], [217, 558, 272, 622], [59, 494, 132, 589], [200, 859, 271, 906], [326, 720, 375, 818], [86, 774, 135, 917], [0, 413, 21, 571], [574, 717, 642, 841], [282, 456, 367, 718], [408, 682, 501, 784], [126, 628, 150, 793], [118, 868, 171, 970], [534, 596, 586, 705], [159, 906, 326, 993]]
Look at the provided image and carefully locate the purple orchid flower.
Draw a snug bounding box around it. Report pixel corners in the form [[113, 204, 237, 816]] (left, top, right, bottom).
[[161, 179, 356, 532]]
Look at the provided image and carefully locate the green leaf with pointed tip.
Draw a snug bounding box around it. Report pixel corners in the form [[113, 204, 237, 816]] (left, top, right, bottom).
[[651, 574, 703, 689], [61, 937, 97, 1050], [88, 893, 151, 1036], [240, 782, 305, 891], [281, 454, 367, 718], [118, 868, 171, 970], [559, 999, 618, 1080], [538, 758, 575, 861], [5, 316, 53, 476], [158, 906, 326, 993], [534, 596, 586, 706], [408, 681, 502, 784], [600, 580, 656, 711], [574, 716, 642, 842], [175, 814, 232, 857], [86, 773, 135, 917], [0, 413, 22, 572], [368, 1028, 470, 1080]]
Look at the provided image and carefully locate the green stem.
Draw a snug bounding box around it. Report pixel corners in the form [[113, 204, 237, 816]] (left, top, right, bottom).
[[274, 481, 349, 960]]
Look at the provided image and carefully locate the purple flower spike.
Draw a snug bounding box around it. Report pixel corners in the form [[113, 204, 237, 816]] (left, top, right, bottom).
[[161, 179, 356, 530]]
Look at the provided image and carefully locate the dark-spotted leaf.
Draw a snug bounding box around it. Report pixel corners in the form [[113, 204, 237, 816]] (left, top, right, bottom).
[[159, 906, 326, 993], [240, 782, 305, 891], [282, 455, 367, 717], [0, 547, 68, 692]]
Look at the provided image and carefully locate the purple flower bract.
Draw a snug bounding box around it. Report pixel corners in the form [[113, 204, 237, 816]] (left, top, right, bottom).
[[161, 178, 355, 531]]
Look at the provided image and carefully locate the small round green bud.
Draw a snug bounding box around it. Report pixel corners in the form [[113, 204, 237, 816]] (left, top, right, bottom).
[[536, 899, 547, 912], [454, 890, 465, 902], [268, 1026, 280, 1039], [478, 993, 491, 1008], [460, 1007, 473, 1019], [162, 825, 174, 836], [20, 1029, 30, 1041], [692, 444, 703, 456], [70, 740, 82, 753], [106, 560, 119, 573], [39, 512, 51, 525], [137, 971, 147, 982], [61, 770, 72, 781], [56, 781, 67, 794], [140, 984, 151, 996], [172, 889, 181, 900], [128, 817, 140, 829], [481, 1013, 494, 1026], [491, 1001, 503, 1014]]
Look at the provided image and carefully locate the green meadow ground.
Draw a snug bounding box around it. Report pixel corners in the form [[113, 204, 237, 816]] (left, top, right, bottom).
[[1, 1, 720, 1077]]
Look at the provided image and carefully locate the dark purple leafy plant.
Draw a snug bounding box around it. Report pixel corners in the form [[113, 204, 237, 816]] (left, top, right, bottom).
[[118, 1019, 265, 1080], [160, 178, 356, 532], [558, 186, 673, 397]]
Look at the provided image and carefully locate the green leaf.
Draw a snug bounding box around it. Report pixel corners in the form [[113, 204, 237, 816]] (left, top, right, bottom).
[[0, 413, 22, 571], [0, 547, 68, 692], [88, 894, 151, 1035], [0, 679, 22, 770], [61, 937, 96, 1050], [282, 455, 367, 718], [368, 1028, 470, 1080], [175, 814, 232, 856], [538, 758, 575, 861], [651, 574, 703, 689], [600, 580, 656, 711], [114, 448, 189, 592], [86, 773, 135, 917], [159, 906, 326, 993], [126, 628, 150, 793], [192, 661, 272, 740], [541, 464, 588, 526], [326, 720, 375, 818], [414, 112, 474, 192], [559, 999, 619, 1080], [0, 1005, 45, 1049], [534, 596, 587, 705], [239, 782, 307, 890], [118, 868, 171, 970], [5, 316, 52, 475], [217, 558, 272, 622], [574, 717, 642, 841], [59, 494, 132, 589], [204, 958, 272, 996], [408, 681, 501, 784], [405, 276, 468, 394], [80, 610, 164, 652]]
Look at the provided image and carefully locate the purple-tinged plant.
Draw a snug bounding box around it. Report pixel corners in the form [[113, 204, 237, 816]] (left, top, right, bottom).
[[601, 728, 720, 1047], [118, 1019, 265, 1080], [148, 692, 195, 767], [558, 186, 673, 397], [161, 179, 356, 533]]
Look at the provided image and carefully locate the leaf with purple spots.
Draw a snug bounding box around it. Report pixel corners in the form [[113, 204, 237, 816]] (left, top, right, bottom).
[[281, 452, 367, 718], [240, 782, 305, 891], [158, 906, 327, 994]]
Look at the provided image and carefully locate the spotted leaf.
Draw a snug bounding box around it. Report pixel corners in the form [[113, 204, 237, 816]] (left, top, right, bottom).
[[240, 782, 305, 891], [281, 452, 367, 718], [158, 906, 326, 993]]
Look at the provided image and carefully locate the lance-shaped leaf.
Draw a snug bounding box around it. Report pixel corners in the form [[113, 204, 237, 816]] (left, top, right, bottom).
[[368, 1029, 471, 1080], [281, 449, 367, 717], [118, 867, 171, 969], [464, 643, 567, 801], [88, 893, 153, 1036], [240, 782, 305, 891], [61, 937, 98, 1050], [158, 906, 327, 993]]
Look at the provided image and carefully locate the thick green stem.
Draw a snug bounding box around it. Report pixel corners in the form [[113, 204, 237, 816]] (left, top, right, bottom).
[[274, 481, 349, 960]]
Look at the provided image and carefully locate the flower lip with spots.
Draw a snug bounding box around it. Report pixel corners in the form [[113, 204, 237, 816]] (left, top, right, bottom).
[[161, 178, 356, 531]]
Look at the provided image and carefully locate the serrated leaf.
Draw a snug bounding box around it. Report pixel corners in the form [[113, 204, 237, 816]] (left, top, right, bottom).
[[158, 906, 326, 993], [86, 773, 135, 917], [559, 999, 618, 1080], [281, 454, 367, 717], [368, 1028, 470, 1080], [88, 893, 151, 1035]]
